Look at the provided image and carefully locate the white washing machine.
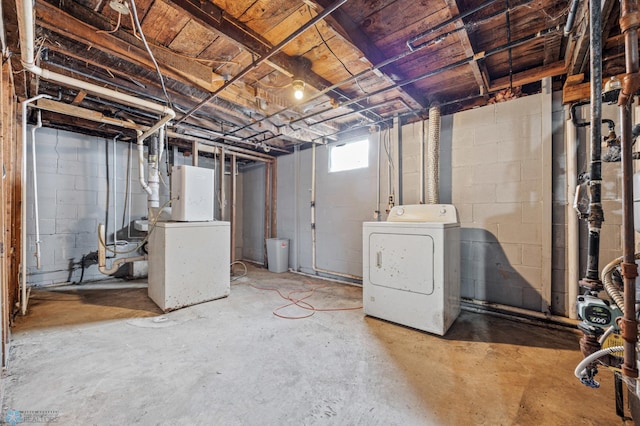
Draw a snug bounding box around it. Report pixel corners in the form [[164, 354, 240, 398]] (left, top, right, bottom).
[[362, 204, 460, 335]]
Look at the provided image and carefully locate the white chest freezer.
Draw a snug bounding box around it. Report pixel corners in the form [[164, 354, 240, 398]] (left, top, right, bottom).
[[363, 204, 460, 335], [148, 221, 230, 311]]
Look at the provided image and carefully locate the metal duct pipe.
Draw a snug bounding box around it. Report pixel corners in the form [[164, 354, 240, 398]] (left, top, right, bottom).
[[426, 104, 441, 204], [564, 0, 581, 36], [177, 0, 348, 123], [617, 0, 640, 379], [580, 0, 603, 289]]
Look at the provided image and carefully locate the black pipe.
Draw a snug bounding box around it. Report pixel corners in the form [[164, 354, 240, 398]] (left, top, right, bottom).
[[226, 3, 544, 136], [581, 0, 604, 288], [176, 0, 349, 124], [290, 25, 562, 127], [407, 0, 500, 50]]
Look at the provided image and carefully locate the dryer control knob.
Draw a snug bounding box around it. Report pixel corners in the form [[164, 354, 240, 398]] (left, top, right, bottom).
[[397, 207, 405, 216]]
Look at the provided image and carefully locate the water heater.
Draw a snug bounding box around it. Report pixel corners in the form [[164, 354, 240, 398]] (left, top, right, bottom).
[[171, 165, 214, 221]]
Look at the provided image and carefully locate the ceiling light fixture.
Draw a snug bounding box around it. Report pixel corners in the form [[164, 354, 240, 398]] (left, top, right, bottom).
[[292, 79, 305, 100], [109, 0, 130, 15]]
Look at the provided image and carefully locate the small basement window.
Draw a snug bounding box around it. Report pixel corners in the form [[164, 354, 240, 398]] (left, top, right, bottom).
[[329, 139, 369, 172]]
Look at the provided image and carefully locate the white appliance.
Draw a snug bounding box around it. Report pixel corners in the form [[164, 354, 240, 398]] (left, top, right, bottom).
[[362, 204, 460, 335], [148, 221, 230, 311], [171, 165, 214, 222]]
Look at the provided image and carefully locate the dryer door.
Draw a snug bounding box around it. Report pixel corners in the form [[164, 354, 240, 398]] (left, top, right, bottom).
[[368, 232, 434, 295]]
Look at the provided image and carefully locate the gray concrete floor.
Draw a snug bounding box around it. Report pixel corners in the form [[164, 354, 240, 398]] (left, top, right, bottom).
[[2, 265, 623, 425]]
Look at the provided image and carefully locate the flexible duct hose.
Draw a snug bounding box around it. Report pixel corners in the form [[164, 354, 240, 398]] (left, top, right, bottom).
[[574, 346, 623, 380], [426, 104, 440, 204], [601, 253, 640, 309]]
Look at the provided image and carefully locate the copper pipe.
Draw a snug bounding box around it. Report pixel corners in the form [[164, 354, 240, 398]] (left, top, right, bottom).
[[618, 0, 639, 379]]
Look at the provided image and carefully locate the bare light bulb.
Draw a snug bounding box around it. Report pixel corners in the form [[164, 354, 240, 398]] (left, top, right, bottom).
[[292, 79, 305, 100]]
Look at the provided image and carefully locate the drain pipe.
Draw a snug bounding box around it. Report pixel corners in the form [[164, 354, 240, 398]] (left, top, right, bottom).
[[17, 0, 174, 118], [97, 223, 146, 275], [419, 121, 425, 204], [147, 134, 160, 211], [20, 94, 51, 315], [376, 126, 382, 219], [31, 110, 43, 269], [566, 106, 579, 319], [426, 103, 441, 204], [617, 0, 640, 380], [580, 0, 604, 291], [310, 143, 362, 281]]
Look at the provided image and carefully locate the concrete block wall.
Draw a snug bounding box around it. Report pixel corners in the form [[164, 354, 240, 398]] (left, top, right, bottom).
[[26, 128, 239, 286], [26, 128, 158, 285], [274, 136, 385, 277], [451, 94, 548, 312], [240, 162, 266, 263], [551, 92, 567, 315]]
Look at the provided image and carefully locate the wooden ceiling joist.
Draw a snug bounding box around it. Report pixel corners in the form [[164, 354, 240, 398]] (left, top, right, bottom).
[[166, 0, 383, 123], [443, 0, 490, 97]]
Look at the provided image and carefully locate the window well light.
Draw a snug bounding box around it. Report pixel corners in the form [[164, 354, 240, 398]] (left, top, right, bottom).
[[292, 79, 305, 100]]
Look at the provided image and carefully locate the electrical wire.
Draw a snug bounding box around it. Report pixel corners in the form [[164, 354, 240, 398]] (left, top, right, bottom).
[[128, 0, 172, 107], [230, 260, 248, 281], [96, 11, 122, 34], [308, 6, 353, 79], [242, 279, 362, 319]]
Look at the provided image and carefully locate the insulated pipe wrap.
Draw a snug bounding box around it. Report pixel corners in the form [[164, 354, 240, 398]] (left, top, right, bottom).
[[426, 104, 441, 204]]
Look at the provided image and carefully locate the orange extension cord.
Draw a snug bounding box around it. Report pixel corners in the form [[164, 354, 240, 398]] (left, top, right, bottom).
[[245, 280, 362, 320]]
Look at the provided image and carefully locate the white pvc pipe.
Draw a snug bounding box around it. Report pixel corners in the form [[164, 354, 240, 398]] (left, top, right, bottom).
[[111, 134, 127, 246], [137, 133, 152, 196], [31, 111, 43, 269], [566, 107, 579, 319], [420, 120, 425, 204], [17, 0, 172, 118], [17, 0, 175, 195], [376, 127, 382, 220], [574, 346, 624, 380], [97, 223, 146, 275], [20, 93, 51, 316]]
